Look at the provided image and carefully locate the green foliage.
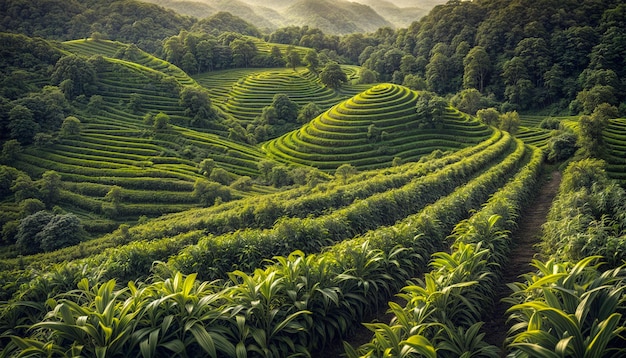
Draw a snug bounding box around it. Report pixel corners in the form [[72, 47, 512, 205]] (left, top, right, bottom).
[[51, 55, 96, 99], [415, 93, 447, 129], [296, 102, 321, 124], [498, 111, 520, 135], [15, 211, 53, 255], [546, 131, 578, 162], [319, 62, 347, 89], [1, 139, 22, 163], [153, 112, 170, 131], [193, 179, 232, 206], [38, 213, 85, 252], [199, 158, 215, 177], [542, 159, 626, 266], [272, 94, 299, 123], [60, 116, 81, 137], [7, 104, 38, 144], [476, 107, 500, 127], [38, 170, 62, 207], [179, 87, 216, 122], [506, 258, 626, 357], [335, 163, 357, 184]]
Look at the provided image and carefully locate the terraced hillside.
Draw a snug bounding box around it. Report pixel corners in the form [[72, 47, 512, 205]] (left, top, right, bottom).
[[604, 118, 626, 185], [265, 84, 494, 170], [195, 65, 369, 123], [1, 120, 545, 356], [9, 40, 271, 232]]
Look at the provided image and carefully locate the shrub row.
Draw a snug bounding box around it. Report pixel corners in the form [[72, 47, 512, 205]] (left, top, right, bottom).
[[1, 143, 538, 358], [348, 145, 542, 357]]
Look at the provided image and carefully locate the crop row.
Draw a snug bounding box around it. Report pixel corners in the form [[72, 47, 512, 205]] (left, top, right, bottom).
[[0, 129, 516, 298], [504, 158, 626, 356], [349, 144, 543, 356], [0, 138, 537, 358]]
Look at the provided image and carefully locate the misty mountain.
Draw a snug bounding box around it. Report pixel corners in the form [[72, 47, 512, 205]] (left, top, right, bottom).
[[284, 0, 392, 34], [142, 0, 445, 34]]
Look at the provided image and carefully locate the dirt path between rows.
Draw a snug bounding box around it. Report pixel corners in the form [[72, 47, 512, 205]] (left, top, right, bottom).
[[320, 170, 562, 357], [482, 170, 562, 354]]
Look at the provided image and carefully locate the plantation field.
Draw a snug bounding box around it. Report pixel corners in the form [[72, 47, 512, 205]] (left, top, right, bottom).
[[194, 65, 370, 124], [265, 84, 493, 170], [4, 33, 626, 357]]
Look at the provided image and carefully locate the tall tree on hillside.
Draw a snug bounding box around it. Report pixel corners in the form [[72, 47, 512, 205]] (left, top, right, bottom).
[[8, 105, 38, 144], [51, 55, 96, 99], [463, 46, 491, 92], [230, 38, 256, 68], [285, 46, 302, 70], [319, 62, 347, 89], [578, 103, 617, 157], [304, 49, 319, 72], [272, 94, 299, 123]]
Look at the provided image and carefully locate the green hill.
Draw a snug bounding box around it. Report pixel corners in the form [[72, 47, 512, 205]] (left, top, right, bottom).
[[265, 83, 493, 170]]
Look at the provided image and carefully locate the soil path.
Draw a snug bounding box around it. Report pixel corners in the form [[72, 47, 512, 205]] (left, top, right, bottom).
[[482, 170, 562, 354], [320, 170, 562, 357]]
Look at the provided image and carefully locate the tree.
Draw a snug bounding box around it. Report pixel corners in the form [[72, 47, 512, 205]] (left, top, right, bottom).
[[297, 103, 322, 124], [358, 69, 377, 84], [463, 46, 491, 92], [193, 179, 232, 206], [1, 139, 22, 163], [60, 116, 81, 137], [87, 95, 104, 114], [259, 106, 278, 125], [8, 105, 38, 144], [153, 112, 170, 130], [127, 93, 144, 113], [577, 103, 616, 157], [285, 47, 302, 70], [38, 170, 62, 207], [319, 62, 348, 89], [402, 74, 427, 91], [270, 165, 292, 187], [415, 94, 447, 129], [304, 49, 319, 72], [51, 55, 96, 99], [257, 160, 276, 182], [230, 39, 256, 68], [15, 211, 53, 255], [547, 131, 578, 162], [335, 163, 357, 184], [576, 85, 617, 114], [273, 94, 299, 123], [452, 88, 483, 115], [209, 167, 233, 185], [105, 185, 123, 206], [179, 87, 215, 121], [498, 111, 521, 135], [11, 174, 38, 203], [476, 108, 500, 127], [38, 213, 85, 252], [199, 158, 215, 177], [19, 198, 45, 217]]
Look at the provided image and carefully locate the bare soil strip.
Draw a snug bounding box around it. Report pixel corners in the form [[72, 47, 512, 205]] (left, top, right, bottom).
[[482, 170, 562, 354]]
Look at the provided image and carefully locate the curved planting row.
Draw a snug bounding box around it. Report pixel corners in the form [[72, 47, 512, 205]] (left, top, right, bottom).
[[0, 135, 538, 357], [64, 38, 196, 86], [504, 159, 626, 356], [222, 69, 340, 123], [265, 84, 493, 170], [10, 53, 269, 230], [7, 129, 522, 301], [603, 118, 626, 185], [0, 131, 503, 273], [348, 144, 543, 357]]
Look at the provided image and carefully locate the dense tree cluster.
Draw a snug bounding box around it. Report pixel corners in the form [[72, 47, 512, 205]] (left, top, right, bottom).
[[267, 0, 626, 114], [0, 0, 193, 53]]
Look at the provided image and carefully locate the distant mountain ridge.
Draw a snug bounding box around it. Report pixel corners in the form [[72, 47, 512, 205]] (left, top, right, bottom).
[[142, 0, 446, 34]]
